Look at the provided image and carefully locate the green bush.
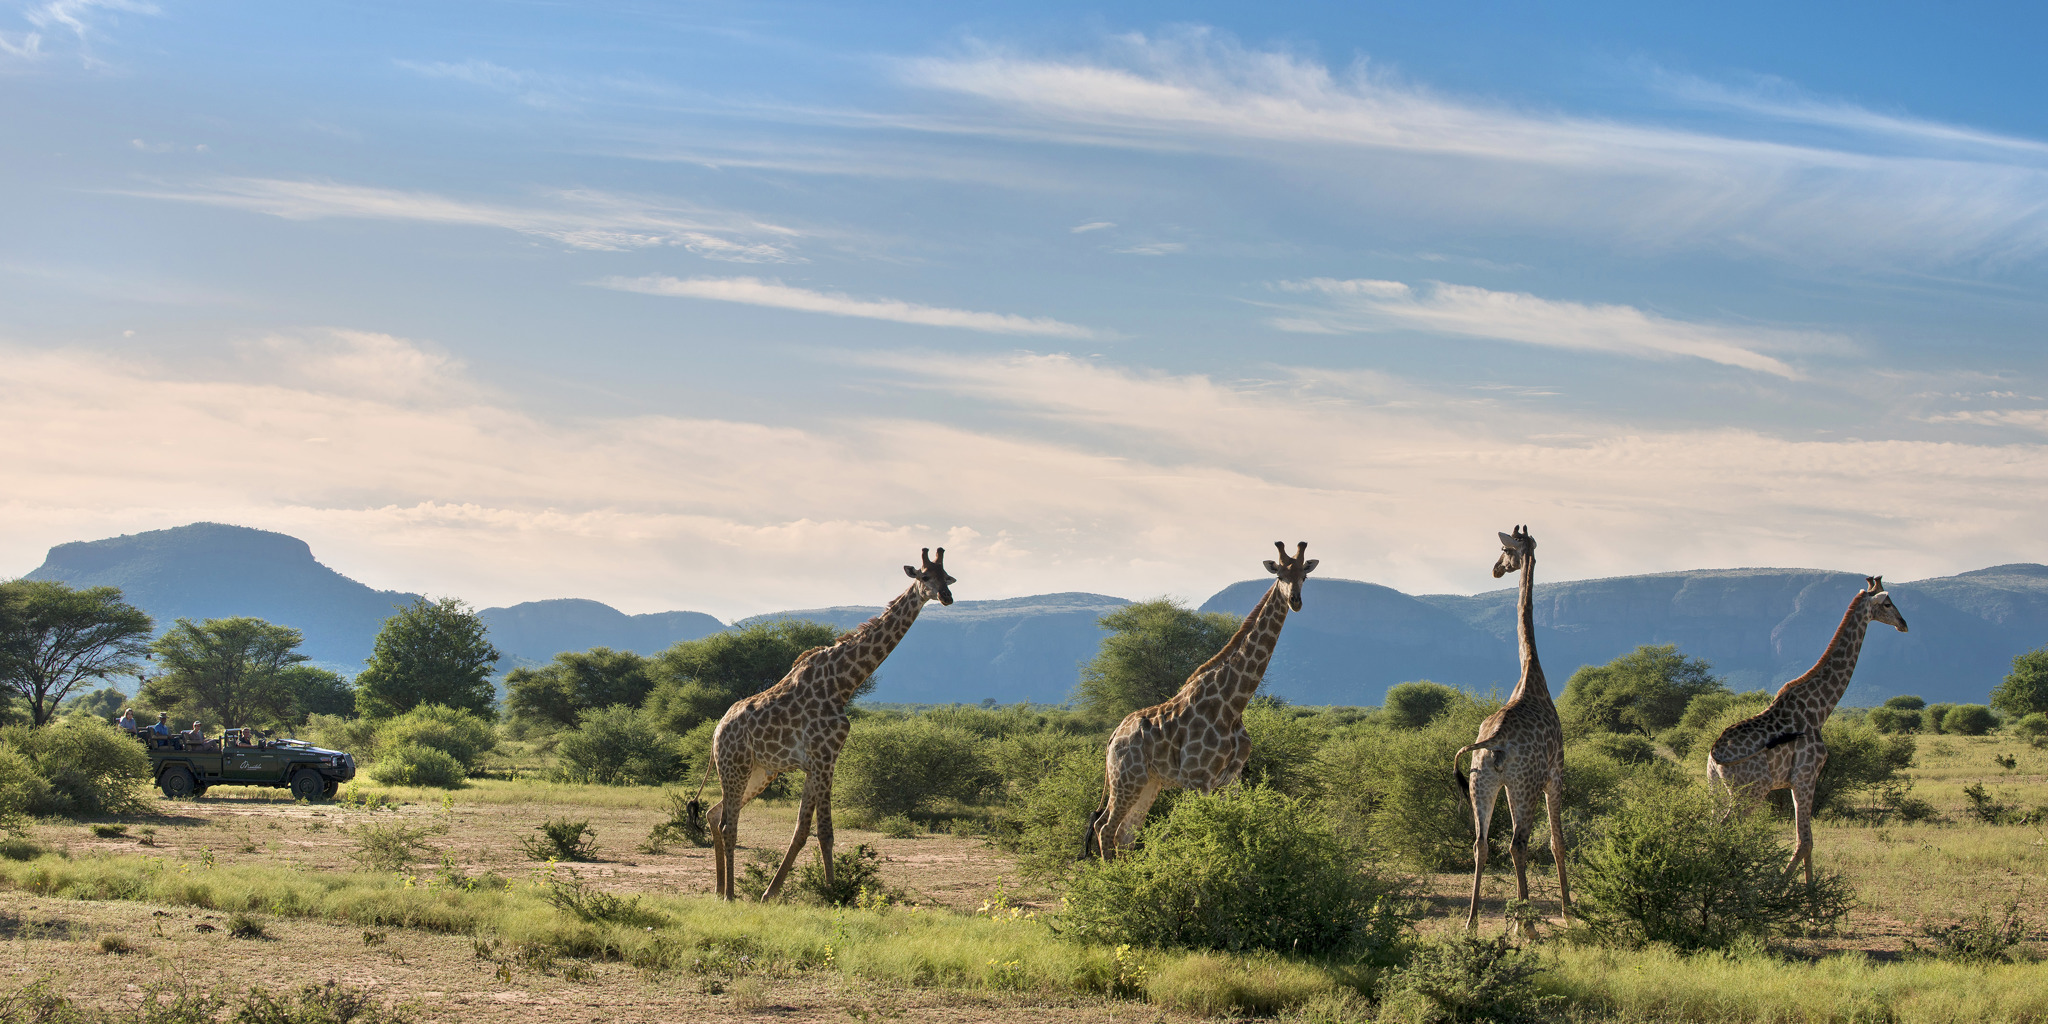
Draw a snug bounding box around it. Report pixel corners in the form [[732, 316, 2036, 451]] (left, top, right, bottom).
[[1073, 599, 1241, 720], [1239, 699, 1327, 798], [1061, 787, 1411, 958], [366, 742, 465, 788], [2014, 712, 2048, 748], [552, 705, 686, 786], [1323, 704, 1502, 871], [1573, 779, 1853, 950], [1883, 694, 1926, 711], [1922, 702, 1957, 734], [1584, 732, 1658, 765], [1376, 935, 1557, 1024], [521, 816, 598, 861], [1560, 645, 1725, 738], [641, 620, 842, 736], [1867, 707, 1922, 734], [376, 704, 495, 770], [301, 713, 379, 760], [0, 717, 150, 816], [1991, 647, 2048, 719], [1381, 682, 1464, 729], [985, 744, 1107, 875], [1941, 704, 1997, 736], [836, 718, 994, 820]]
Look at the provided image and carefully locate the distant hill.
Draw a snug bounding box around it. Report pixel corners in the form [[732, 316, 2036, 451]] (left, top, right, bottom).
[[1201, 567, 2048, 707], [17, 523, 2046, 707], [22, 523, 422, 670]]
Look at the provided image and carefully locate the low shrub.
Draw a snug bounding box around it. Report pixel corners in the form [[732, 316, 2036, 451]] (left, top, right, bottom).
[[1061, 786, 1412, 958], [985, 744, 1107, 875], [836, 719, 994, 820], [1922, 702, 1957, 734], [0, 717, 150, 817], [1868, 707, 1922, 734], [2015, 712, 2048, 748], [1319, 703, 1504, 872], [347, 819, 445, 872], [1907, 894, 2031, 964], [794, 843, 891, 907], [551, 705, 686, 786], [1940, 704, 1997, 736], [302, 713, 380, 760], [1584, 732, 1657, 765], [367, 743, 465, 789], [1572, 778, 1854, 950], [1376, 935, 1556, 1024], [1882, 695, 1927, 711], [543, 871, 666, 927], [521, 817, 598, 861], [1240, 699, 1328, 798], [641, 790, 711, 852], [375, 705, 495, 770]]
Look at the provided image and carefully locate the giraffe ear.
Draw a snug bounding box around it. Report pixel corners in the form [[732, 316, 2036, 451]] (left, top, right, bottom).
[[1498, 532, 1516, 547], [904, 565, 919, 579], [1263, 560, 1282, 575], [1302, 559, 1319, 574]]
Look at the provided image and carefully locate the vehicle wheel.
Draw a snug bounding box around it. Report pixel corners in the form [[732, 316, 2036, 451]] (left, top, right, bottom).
[[159, 767, 196, 799], [193, 786, 209, 798], [289, 770, 327, 802], [322, 781, 339, 799]]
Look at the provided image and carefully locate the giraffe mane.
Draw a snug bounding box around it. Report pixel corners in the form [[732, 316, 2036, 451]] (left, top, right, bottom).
[[1178, 583, 1278, 693]]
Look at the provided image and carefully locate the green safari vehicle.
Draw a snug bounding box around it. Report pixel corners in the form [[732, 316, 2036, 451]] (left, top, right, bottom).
[[141, 728, 358, 801]]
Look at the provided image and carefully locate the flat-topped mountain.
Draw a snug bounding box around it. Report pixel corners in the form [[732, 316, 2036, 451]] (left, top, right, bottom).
[[17, 524, 2046, 706]]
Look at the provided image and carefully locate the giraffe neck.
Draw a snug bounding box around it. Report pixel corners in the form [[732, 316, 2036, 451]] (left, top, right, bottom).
[[1191, 581, 1290, 711], [815, 583, 932, 705], [1781, 591, 1871, 720], [1507, 552, 1550, 705]]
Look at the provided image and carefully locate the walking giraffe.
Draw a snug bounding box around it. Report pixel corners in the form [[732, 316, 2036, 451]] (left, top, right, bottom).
[[1453, 526, 1571, 934], [1709, 576, 1907, 883], [706, 548, 955, 901], [1084, 541, 1317, 860]]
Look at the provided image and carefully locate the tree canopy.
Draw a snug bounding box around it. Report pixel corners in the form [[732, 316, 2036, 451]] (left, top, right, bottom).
[[1381, 681, 1465, 729], [142, 617, 309, 730], [354, 598, 500, 720], [0, 580, 154, 726], [506, 647, 652, 729], [640, 620, 840, 735], [1073, 599, 1241, 721], [1992, 647, 2048, 719], [1560, 644, 1726, 736]]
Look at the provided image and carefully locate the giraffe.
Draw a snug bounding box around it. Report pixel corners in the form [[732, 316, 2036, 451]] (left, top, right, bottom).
[[1084, 541, 1318, 860], [1708, 576, 1907, 884], [706, 547, 956, 901], [1452, 525, 1570, 935]]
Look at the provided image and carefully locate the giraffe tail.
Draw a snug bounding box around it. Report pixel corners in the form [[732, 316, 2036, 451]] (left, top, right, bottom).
[[1080, 777, 1111, 860], [1451, 744, 1479, 800]]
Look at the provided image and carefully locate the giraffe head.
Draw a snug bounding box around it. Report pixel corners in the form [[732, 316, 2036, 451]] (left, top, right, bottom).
[[1492, 525, 1535, 579], [902, 547, 956, 606], [1863, 576, 1908, 633], [1262, 541, 1319, 611]]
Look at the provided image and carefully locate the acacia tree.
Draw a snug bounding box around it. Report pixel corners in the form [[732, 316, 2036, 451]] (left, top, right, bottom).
[[0, 580, 154, 726], [1073, 599, 1241, 721], [143, 617, 308, 729], [507, 647, 652, 729], [355, 598, 500, 720], [1561, 644, 1726, 736], [1992, 647, 2048, 719]]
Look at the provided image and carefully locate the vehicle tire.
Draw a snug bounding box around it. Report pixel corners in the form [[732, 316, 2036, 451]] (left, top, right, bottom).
[[193, 786, 209, 797], [322, 780, 339, 799], [289, 770, 327, 802], [159, 767, 196, 799]]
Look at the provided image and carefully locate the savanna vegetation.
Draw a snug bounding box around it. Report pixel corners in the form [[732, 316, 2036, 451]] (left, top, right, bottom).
[[2, 584, 2043, 1022]]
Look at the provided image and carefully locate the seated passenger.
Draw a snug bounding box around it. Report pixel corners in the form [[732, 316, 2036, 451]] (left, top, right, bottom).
[[116, 708, 136, 732], [179, 722, 208, 748], [150, 713, 171, 737]]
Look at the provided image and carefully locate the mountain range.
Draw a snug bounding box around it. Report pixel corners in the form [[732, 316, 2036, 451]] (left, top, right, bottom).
[[19, 523, 2046, 707]]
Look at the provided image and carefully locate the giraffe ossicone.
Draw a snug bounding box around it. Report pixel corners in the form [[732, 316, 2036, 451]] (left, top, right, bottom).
[[1454, 524, 1572, 935], [1085, 541, 1317, 860], [1708, 575, 1907, 883], [706, 547, 956, 901]]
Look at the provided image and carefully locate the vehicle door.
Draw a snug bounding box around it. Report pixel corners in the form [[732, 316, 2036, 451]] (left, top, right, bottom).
[[224, 744, 284, 783]]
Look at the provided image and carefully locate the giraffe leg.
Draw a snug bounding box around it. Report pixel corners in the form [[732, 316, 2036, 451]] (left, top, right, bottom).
[[1787, 782, 1815, 885], [814, 772, 837, 892], [1112, 779, 1164, 855], [1464, 751, 1504, 935], [1546, 780, 1572, 920], [712, 772, 749, 901], [1503, 779, 1536, 935], [762, 773, 822, 901]]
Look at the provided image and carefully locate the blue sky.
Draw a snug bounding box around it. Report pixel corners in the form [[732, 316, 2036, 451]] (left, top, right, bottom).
[[4, 1, 2047, 618]]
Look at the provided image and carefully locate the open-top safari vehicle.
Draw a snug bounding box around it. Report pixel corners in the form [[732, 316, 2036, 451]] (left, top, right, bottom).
[[137, 727, 357, 800]]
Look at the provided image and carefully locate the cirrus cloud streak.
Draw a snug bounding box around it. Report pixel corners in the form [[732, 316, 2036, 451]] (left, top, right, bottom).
[[596, 275, 1100, 338]]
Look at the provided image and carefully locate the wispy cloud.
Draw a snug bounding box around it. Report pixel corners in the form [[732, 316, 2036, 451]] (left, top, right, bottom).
[[1071, 221, 1116, 233], [120, 178, 804, 260], [3, 0, 155, 66], [1114, 242, 1185, 256], [597, 275, 1100, 338], [397, 58, 575, 109], [899, 33, 2048, 266], [1267, 278, 1830, 378]]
